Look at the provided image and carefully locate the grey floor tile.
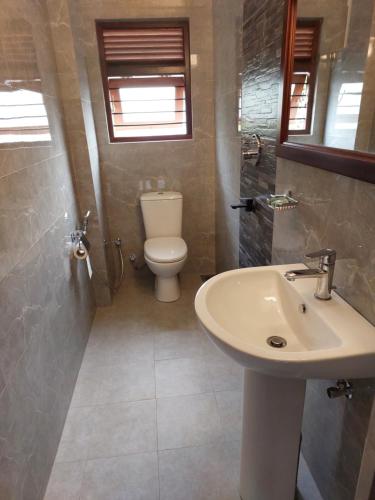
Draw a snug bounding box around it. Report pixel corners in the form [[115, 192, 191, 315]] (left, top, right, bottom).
[[44, 461, 85, 500], [157, 393, 222, 450], [56, 400, 157, 462], [205, 349, 244, 392], [155, 357, 212, 398], [82, 332, 154, 369], [223, 439, 242, 484], [215, 390, 243, 442], [80, 452, 159, 500], [154, 329, 210, 361], [159, 443, 240, 500], [47, 273, 245, 500], [71, 360, 155, 407], [297, 454, 324, 500]]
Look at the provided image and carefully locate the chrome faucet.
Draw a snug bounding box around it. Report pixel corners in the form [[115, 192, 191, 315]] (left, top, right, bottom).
[[284, 249, 336, 300]]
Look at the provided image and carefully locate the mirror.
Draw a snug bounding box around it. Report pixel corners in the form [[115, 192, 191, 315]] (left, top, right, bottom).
[[287, 0, 375, 153], [0, 19, 51, 145]]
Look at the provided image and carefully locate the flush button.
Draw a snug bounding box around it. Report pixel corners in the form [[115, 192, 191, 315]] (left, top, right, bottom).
[[267, 336, 287, 348]]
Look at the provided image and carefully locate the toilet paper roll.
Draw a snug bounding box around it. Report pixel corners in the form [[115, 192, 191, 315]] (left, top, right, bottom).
[[73, 235, 91, 261]]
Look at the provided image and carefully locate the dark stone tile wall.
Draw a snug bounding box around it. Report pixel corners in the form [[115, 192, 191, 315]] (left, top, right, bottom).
[[239, 0, 285, 267]]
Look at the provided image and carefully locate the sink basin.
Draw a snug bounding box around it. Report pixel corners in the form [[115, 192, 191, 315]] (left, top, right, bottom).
[[195, 264, 375, 379], [194, 264, 375, 500]]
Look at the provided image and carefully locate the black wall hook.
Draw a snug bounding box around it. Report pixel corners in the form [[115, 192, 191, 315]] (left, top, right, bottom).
[[230, 198, 254, 212]]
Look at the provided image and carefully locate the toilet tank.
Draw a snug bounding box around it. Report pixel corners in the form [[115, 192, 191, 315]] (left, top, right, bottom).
[[140, 191, 183, 239]]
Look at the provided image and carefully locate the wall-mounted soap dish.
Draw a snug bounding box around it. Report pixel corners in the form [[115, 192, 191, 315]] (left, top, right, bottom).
[[265, 194, 299, 211], [231, 192, 299, 213]]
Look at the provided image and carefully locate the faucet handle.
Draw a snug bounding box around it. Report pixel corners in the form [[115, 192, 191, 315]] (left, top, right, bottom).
[[305, 248, 336, 265]]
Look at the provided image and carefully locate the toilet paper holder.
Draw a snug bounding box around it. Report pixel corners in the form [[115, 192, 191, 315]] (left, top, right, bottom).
[[71, 211, 91, 260], [71, 230, 91, 260]]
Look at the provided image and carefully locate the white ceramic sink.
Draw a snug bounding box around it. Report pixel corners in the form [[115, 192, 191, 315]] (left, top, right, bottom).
[[194, 264, 375, 500], [195, 264, 375, 379]]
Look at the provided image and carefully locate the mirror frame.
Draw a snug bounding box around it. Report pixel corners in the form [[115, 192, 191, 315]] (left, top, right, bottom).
[[277, 0, 375, 184]]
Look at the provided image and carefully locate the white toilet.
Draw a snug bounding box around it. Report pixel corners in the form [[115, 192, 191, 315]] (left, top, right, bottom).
[[140, 191, 188, 302]]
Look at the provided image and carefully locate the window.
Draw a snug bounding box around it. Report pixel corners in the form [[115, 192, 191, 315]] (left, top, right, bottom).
[[288, 19, 321, 135], [96, 20, 192, 143]]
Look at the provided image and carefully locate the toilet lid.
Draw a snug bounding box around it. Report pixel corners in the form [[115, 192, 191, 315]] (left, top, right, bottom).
[[144, 237, 187, 263]]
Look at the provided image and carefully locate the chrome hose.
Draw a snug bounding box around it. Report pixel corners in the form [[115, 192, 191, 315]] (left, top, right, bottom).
[[113, 238, 125, 292]]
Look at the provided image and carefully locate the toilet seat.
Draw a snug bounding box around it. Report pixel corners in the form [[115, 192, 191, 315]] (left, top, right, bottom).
[[144, 237, 187, 263]]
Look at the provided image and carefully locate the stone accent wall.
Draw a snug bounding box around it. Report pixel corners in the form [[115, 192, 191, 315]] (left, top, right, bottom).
[[239, 0, 285, 267]]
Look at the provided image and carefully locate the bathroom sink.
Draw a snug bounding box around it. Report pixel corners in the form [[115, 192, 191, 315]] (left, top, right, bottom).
[[195, 264, 375, 379], [195, 265, 375, 500]]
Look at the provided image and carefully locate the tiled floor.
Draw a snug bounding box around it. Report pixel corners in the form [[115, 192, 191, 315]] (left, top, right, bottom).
[[44, 274, 243, 500]]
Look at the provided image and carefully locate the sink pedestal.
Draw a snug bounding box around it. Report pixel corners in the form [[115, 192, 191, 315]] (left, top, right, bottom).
[[240, 370, 306, 500]]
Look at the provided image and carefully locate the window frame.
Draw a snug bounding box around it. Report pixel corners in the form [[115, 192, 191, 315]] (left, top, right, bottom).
[[288, 18, 321, 136], [96, 19, 193, 143]]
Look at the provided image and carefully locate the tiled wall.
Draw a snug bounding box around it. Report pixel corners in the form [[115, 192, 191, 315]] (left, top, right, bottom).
[[47, 0, 114, 306], [75, 0, 216, 275], [239, 1, 284, 267], [356, 400, 375, 499], [273, 158, 375, 500], [0, 1, 95, 499], [241, 0, 375, 498], [213, 0, 243, 272]]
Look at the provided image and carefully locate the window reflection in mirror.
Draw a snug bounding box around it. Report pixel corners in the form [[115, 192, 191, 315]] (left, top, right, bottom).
[[0, 19, 51, 145], [288, 0, 375, 153], [0, 82, 51, 144]]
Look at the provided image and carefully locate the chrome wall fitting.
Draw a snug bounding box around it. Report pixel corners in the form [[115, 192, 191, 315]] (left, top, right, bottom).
[[327, 380, 353, 400], [242, 133, 262, 166], [71, 229, 85, 244]]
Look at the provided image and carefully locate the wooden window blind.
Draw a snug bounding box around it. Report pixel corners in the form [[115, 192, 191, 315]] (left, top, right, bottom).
[[102, 27, 185, 63], [288, 19, 321, 135], [96, 20, 192, 143], [294, 26, 317, 60]]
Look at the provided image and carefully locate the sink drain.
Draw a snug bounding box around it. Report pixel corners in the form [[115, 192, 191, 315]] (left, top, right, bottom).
[[267, 336, 287, 348]]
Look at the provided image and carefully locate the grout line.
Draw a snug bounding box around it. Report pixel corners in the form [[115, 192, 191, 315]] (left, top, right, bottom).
[[57, 439, 240, 465], [155, 378, 161, 500], [70, 395, 157, 410], [155, 390, 216, 402], [152, 330, 161, 500], [77, 460, 88, 500], [56, 448, 159, 468], [0, 151, 62, 181], [157, 439, 238, 455]]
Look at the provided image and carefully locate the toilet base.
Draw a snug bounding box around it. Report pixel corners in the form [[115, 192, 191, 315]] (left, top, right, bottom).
[[155, 275, 180, 302]]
